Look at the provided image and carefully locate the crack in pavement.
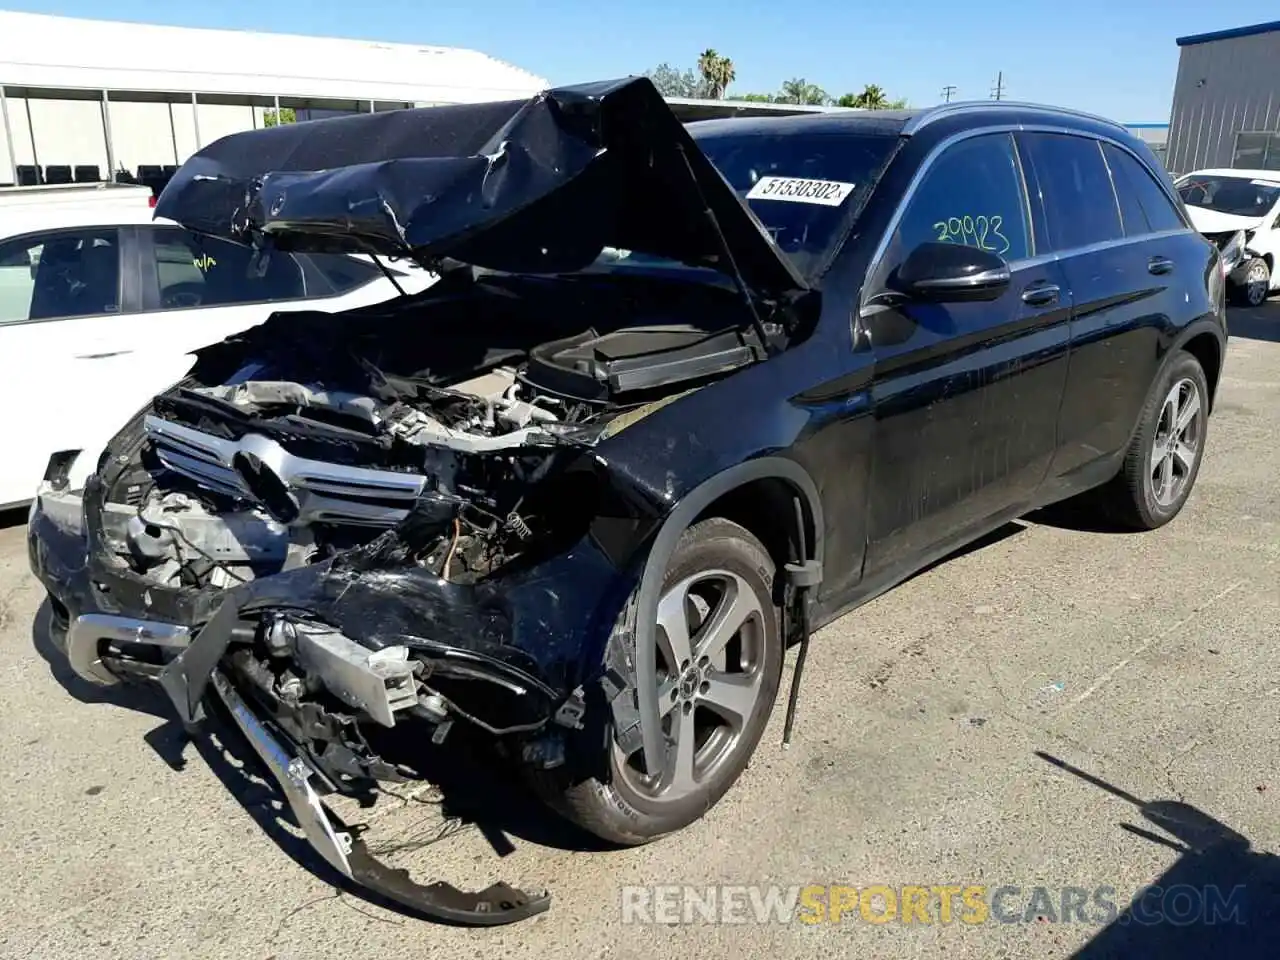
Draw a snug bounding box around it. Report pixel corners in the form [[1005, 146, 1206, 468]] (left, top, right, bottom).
[[1072, 577, 1250, 705]]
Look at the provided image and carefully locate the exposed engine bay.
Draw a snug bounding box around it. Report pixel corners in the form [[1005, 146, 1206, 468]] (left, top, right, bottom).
[[102, 274, 771, 596], [72, 270, 782, 784]]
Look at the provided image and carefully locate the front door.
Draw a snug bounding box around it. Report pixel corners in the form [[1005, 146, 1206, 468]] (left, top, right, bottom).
[[859, 131, 1072, 578]]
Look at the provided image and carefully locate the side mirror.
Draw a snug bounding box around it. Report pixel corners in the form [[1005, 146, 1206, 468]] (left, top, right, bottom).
[[891, 241, 1011, 303]]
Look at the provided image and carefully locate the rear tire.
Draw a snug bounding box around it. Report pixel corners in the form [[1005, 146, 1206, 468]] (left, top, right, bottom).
[[533, 517, 782, 846], [1095, 350, 1210, 530]]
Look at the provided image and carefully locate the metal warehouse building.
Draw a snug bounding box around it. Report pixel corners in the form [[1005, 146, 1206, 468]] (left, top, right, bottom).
[[1167, 19, 1280, 174], [0, 11, 548, 187]]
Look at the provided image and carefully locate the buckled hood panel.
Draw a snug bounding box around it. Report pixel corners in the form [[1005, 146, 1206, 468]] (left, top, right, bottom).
[[153, 76, 808, 296]]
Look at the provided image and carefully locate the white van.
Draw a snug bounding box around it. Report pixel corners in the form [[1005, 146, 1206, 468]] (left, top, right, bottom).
[[0, 200, 433, 508]]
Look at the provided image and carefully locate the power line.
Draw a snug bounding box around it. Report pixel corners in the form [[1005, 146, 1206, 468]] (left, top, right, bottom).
[[990, 71, 1006, 101], [941, 85, 957, 103]]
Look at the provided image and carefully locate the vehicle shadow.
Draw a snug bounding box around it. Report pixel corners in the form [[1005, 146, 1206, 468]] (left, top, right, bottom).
[[0, 505, 29, 530], [1227, 304, 1280, 343], [1036, 752, 1280, 958], [1025, 496, 1138, 534]]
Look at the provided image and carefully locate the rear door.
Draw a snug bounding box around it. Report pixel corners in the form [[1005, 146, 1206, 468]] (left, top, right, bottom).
[[859, 131, 1073, 577], [0, 225, 154, 505], [1017, 133, 1183, 482]]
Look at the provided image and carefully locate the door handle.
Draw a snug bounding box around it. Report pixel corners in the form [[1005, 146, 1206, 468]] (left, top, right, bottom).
[[1021, 283, 1060, 306], [1148, 256, 1174, 275], [75, 350, 133, 359]]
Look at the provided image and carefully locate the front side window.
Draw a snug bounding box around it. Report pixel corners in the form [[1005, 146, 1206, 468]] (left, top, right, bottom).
[[0, 229, 121, 325], [1020, 133, 1123, 252], [888, 132, 1032, 264], [148, 228, 306, 309]]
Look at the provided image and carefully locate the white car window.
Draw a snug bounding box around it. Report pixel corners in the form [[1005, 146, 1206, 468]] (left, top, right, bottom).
[[0, 230, 121, 324], [149, 227, 306, 309]]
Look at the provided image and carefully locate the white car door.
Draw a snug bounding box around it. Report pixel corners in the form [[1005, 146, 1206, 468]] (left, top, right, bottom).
[[0, 224, 138, 508]]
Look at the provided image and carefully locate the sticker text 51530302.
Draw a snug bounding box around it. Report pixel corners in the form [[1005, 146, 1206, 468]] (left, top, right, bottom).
[[745, 176, 856, 207]]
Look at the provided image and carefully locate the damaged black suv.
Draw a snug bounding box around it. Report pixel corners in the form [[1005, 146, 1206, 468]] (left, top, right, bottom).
[[28, 77, 1226, 923]]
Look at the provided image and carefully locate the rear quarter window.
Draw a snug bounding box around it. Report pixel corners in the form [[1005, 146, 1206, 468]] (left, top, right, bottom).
[[1102, 143, 1186, 234], [302, 253, 386, 295]]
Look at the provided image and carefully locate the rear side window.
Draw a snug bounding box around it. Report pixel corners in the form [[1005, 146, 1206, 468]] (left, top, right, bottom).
[[0, 229, 121, 324], [1102, 143, 1186, 234], [1021, 133, 1122, 251], [889, 132, 1032, 263]]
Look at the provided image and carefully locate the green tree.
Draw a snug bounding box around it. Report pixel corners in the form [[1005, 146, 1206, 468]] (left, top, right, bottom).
[[733, 92, 777, 103], [854, 84, 888, 109], [263, 107, 296, 127], [697, 48, 736, 99], [778, 78, 828, 105], [644, 62, 704, 98]]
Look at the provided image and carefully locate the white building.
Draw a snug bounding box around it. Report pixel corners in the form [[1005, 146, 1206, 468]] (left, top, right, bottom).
[[0, 11, 548, 186]]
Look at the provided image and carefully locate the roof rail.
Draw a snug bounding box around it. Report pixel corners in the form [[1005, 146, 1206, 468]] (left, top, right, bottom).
[[902, 100, 1128, 136]]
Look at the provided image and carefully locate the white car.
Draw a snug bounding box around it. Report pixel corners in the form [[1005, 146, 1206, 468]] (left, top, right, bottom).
[[1174, 168, 1280, 306], [0, 204, 434, 509]]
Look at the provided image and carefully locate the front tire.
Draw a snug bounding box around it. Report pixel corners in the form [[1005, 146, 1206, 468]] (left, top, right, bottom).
[[536, 517, 782, 846], [1230, 257, 1271, 306], [1098, 349, 1210, 530]]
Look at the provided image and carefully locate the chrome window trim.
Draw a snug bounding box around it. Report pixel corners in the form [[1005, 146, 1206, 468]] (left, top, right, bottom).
[[859, 124, 1196, 319]]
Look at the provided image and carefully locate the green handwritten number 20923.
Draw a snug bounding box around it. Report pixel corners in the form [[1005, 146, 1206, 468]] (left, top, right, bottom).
[[931, 215, 1011, 256]]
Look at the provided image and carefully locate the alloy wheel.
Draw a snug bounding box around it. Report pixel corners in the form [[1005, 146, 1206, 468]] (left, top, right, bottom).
[[1150, 377, 1203, 508], [1246, 262, 1269, 306], [615, 568, 768, 802]]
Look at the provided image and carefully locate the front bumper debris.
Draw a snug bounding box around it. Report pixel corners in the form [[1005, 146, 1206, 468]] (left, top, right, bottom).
[[211, 669, 551, 925], [33, 486, 552, 926]]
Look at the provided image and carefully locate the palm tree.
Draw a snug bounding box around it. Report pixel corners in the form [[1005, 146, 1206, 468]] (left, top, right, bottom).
[[855, 84, 889, 109], [779, 78, 827, 106], [697, 49, 735, 99]]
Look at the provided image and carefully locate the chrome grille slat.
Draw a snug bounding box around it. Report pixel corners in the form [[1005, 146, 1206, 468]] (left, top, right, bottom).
[[143, 415, 427, 527]]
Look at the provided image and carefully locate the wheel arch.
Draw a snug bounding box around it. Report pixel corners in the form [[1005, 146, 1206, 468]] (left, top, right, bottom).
[[631, 457, 824, 774], [1172, 321, 1226, 412]]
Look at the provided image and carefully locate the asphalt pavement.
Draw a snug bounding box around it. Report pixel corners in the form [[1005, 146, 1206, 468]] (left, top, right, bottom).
[[1, 309, 1278, 960]]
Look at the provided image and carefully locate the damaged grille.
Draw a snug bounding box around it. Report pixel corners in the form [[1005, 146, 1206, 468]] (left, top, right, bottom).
[[143, 415, 427, 527]]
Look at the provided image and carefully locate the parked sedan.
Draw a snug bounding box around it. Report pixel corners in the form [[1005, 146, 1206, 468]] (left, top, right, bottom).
[[1175, 168, 1280, 305], [27, 78, 1226, 924], [0, 206, 433, 508]]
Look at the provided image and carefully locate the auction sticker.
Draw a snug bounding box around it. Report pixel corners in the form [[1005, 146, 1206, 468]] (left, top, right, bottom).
[[746, 176, 855, 206]]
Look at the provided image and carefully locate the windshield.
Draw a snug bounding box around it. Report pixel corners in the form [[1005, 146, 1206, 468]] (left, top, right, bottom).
[[1177, 174, 1280, 217], [597, 129, 900, 279], [687, 130, 899, 276]]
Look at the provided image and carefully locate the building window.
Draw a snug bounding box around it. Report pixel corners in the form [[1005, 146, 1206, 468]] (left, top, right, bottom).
[[1233, 132, 1280, 170]]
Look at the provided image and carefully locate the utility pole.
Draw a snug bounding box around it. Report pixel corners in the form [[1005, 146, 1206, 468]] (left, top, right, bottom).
[[941, 85, 957, 103], [990, 71, 1006, 101]]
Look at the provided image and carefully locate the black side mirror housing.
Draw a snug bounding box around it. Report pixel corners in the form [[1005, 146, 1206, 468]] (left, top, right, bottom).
[[891, 241, 1011, 303]]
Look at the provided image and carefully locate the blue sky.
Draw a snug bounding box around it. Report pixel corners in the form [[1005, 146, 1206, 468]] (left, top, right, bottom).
[[2, 0, 1256, 121]]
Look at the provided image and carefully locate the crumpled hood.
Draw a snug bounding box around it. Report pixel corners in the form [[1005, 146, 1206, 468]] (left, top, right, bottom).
[[153, 76, 808, 297], [1183, 205, 1267, 234]]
